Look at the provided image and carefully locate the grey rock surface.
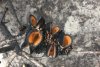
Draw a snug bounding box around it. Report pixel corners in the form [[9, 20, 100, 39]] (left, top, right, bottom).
[[0, 0, 100, 67]]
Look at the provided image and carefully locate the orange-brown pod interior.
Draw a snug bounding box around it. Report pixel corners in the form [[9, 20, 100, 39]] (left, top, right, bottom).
[[28, 31, 42, 46], [62, 35, 72, 48], [51, 26, 60, 34], [47, 44, 56, 58], [30, 15, 37, 26]]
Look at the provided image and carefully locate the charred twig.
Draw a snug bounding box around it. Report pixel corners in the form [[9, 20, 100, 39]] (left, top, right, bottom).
[[1, 52, 17, 67], [7, 53, 17, 67], [0, 45, 15, 53], [0, 7, 12, 36], [7, 0, 22, 26], [21, 51, 44, 67], [0, 7, 8, 24], [76, 51, 100, 54]]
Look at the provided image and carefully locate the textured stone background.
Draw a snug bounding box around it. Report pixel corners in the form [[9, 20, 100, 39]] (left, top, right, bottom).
[[0, 0, 100, 67]]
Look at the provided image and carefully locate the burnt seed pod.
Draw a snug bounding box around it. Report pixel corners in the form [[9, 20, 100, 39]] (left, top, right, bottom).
[[0, 14, 72, 58]]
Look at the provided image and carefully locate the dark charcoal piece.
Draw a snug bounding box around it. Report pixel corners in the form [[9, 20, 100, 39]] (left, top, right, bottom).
[[0, 45, 15, 53], [30, 43, 47, 54], [45, 22, 53, 32], [53, 30, 65, 45], [29, 45, 35, 54], [36, 17, 45, 30]]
